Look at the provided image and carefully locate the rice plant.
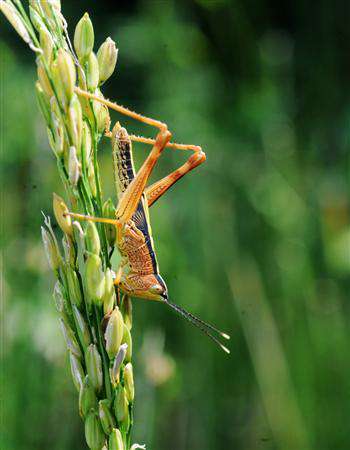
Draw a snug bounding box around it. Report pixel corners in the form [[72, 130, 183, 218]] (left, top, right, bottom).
[[0, 1, 141, 448]]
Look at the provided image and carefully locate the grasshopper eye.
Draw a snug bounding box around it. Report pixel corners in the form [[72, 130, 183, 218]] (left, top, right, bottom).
[[149, 284, 164, 295]]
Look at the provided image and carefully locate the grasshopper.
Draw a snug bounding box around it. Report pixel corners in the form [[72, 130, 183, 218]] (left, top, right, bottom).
[[66, 87, 230, 353]]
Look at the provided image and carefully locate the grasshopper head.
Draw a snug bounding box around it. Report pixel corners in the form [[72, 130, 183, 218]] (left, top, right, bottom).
[[121, 273, 168, 302]]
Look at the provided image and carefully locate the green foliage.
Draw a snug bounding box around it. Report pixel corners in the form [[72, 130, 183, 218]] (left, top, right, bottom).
[[1, 1, 350, 450]]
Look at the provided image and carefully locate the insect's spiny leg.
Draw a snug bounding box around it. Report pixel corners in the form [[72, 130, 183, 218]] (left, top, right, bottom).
[[74, 87, 167, 131], [144, 143, 206, 207], [128, 135, 202, 153], [64, 211, 119, 226], [105, 132, 202, 153]]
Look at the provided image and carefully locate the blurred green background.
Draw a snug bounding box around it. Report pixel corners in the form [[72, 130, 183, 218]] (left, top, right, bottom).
[[1, 1, 350, 449]]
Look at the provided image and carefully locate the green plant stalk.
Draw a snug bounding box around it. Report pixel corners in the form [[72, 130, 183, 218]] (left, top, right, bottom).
[[92, 131, 109, 267]]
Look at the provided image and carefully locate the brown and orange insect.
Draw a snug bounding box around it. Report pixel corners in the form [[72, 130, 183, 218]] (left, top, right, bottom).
[[66, 87, 230, 353]]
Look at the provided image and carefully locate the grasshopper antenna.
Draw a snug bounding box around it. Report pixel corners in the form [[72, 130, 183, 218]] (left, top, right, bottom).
[[169, 302, 230, 340], [166, 301, 230, 354]]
